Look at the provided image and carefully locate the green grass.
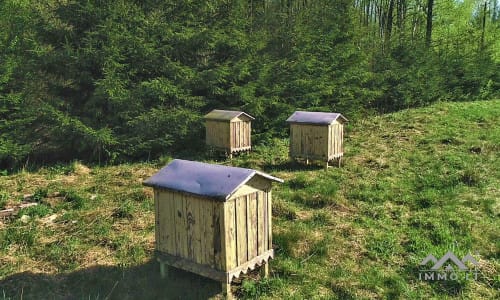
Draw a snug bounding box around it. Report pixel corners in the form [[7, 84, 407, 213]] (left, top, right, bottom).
[[0, 100, 499, 299]]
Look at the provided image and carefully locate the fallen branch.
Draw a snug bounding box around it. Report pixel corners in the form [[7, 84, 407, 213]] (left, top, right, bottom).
[[0, 202, 38, 218]]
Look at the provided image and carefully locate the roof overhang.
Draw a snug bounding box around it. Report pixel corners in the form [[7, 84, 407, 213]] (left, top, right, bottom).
[[143, 159, 282, 201], [286, 111, 348, 125], [204, 109, 255, 121]]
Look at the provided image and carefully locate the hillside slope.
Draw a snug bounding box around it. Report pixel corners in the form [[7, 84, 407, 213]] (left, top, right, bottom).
[[0, 100, 499, 299]]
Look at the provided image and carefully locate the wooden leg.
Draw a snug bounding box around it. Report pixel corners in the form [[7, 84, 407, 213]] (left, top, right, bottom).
[[229, 153, 233, 160], [338, 157, 342, 168], [222, 282, 233, 300], [306, 158, 309, 165], [159, 262, 168, 279], [260, 262, 269, 279], [325, 161, 329, 171]]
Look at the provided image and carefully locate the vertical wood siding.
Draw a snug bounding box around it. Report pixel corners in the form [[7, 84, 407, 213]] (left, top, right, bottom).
[[223, 190, 271, 270], [157, 191, 222, 269], [328, 123, 344, 158], [223, 198, 237, 269], [206, 119, 251, 152], [230, 120, 251, 151], [154, 190, 160, 251], [290, 124, 328, 159], [157, 188, 272, 272], [205, 120, 231, 149], [290, 123, 344, 161]]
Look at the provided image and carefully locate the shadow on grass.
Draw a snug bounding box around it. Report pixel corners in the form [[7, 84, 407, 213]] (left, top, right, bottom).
[[0, 259, 221, 300], [262, 160, 325, 173]]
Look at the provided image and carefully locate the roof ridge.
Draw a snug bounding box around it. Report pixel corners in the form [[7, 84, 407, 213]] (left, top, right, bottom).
[[204, 109, 255, 121], [286, 111, 348, 124], [143, 159, 281, 201]]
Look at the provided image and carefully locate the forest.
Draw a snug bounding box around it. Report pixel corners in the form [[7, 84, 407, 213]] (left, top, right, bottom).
[[1, 0, 499, 169]]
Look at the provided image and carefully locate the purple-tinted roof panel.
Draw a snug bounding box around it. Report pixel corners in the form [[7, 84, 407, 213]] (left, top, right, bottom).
[[286, 111, 348, 124], [204, 109, 255, 121], [143, 159, 282, 201]]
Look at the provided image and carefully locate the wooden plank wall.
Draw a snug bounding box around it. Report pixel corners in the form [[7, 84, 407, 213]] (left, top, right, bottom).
[[223, 190, 271, 270], [206, 120, 230, 149], [340, 124, 344, 153], [157, 186, 272, 272], [154, 190, 160, 251], [289, 124, 328, 160], [230, 120, 251, 151], [157, 190, 223, 270], [328, 123, 344, 159]]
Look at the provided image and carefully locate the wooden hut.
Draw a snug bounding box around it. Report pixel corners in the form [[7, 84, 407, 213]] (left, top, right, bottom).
[[143, 159, 283, 299], [286, 111, 348, 169], [204, 110, 254, 158]]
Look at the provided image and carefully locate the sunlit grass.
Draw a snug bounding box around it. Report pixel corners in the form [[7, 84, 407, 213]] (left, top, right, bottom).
[[0, 100, 499, 299]]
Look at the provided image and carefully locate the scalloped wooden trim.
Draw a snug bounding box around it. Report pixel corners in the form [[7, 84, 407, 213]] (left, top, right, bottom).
[[226, 249, 274, 283], [156, 249, 274, 284]]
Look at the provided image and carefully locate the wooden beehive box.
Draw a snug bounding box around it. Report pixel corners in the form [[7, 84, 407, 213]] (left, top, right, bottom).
[[286, 111, 348, 168], [204, 110, 254, 157], [143, 159, 283, 298]]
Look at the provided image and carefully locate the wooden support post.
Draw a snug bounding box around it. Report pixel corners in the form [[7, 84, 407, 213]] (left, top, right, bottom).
[[228, 152, 233, 160], [306, 158, 309, 165], [222, 282, 233, 300], [338, 157, 342, 168], [159, 261, 168, 279], [260, 262, 269, 278], [325, 161, 329, 171]]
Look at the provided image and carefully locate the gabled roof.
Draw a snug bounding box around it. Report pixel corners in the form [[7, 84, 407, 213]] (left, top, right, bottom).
[[286, 111, 348, 125], [204, 109, 255, 121], [143, 159, 283, 201]]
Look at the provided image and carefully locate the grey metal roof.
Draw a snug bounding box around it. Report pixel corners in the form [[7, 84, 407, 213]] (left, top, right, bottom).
[[143, 159, 283, 201], [204, 109, 255, 121], [286, 111, 348, 125]]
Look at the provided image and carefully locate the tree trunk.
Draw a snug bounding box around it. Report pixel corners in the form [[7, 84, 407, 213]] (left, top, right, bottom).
[[397, 0, 406, 33], [425, 0, 434, 48], [480, 1, 487, 51], [385, 0, 395, 48]]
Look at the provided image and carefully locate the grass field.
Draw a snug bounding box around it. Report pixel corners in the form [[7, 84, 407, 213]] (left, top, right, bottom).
[[0, 100, 499, 299]]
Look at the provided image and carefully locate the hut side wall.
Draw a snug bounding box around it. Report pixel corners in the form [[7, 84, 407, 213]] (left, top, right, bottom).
[[156, 190, 224, 270], [223, 186, 272, 270], [328, 123, 344, 159], [229, 119, 251, 151], [289, 124, 329, 160], [206, 120, 231, 150]]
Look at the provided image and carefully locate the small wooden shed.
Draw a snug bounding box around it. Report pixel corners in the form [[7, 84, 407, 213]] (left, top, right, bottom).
[[143, 159, 283, 299], [204, 110, 254, 158], [286, 111, 348, 168]]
